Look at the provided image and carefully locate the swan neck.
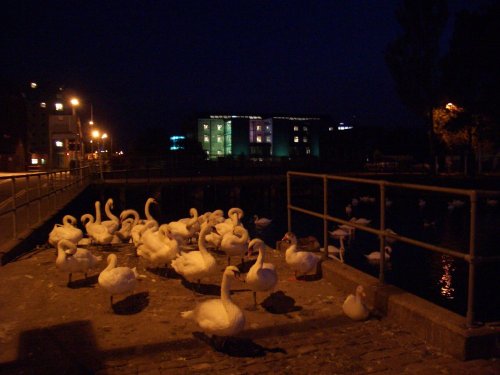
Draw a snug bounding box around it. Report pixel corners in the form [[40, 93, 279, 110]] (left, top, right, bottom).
[[95, 201, 102, 223], [105, 200, 118, 221], [145, 199, 155, 221], [220, 273, 233, 303], [106, 255, 117, 271]]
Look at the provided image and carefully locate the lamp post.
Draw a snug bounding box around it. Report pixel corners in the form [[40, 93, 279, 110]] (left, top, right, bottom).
[[70, 97, 83, 166]]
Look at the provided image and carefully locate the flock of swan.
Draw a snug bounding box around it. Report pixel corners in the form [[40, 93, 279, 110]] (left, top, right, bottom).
[[48, 196, 369, 346]]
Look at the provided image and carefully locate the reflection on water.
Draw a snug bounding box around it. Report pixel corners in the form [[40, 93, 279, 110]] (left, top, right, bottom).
[[438, 255, 455, 300]]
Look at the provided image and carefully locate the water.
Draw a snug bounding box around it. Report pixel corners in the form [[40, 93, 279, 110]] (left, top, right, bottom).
[[44, 180, 499, 323]]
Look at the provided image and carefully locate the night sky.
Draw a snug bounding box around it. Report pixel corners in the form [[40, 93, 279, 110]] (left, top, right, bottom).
[[2, 1, 484, 147]]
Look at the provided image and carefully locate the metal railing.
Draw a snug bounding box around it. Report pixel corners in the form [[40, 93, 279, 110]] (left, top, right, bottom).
[[286, 171, 500, 327], [0, 167, 91, 261]]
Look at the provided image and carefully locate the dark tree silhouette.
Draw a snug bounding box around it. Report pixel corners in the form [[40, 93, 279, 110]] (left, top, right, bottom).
[[385, 0, 448, 172]]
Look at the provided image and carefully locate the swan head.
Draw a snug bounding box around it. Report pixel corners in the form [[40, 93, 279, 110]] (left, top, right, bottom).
[[355, 285, 366, 298], [281, 232, 296, 243], [248, 238, 264, 256], [224, 265, 242, 281]]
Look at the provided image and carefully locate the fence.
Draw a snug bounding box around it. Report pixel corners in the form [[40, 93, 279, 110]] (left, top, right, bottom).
[[0, 167, 91, 262], [286, 171, 500, 327]]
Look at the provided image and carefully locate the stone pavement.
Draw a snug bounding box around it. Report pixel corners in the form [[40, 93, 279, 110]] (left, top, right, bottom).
[[0, 241, 498, 375]]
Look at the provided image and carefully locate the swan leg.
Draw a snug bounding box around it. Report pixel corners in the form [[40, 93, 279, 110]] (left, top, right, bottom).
[[110, 295, 114, 307], [68, 273, 72, 285]]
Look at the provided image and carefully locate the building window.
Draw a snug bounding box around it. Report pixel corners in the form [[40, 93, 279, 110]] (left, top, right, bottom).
[[266, 135, 271, 143], [306, 147, 311, 155], [328, 127, 334, 131], [204, 135, 209, 143], [55, 140, 63, 147], [217, 150, 222, 155], [40, 102, 46, 108], [265, 126, 271, 131], [303, 126, 308, 131], [256, 135, 262, 143], [217, 136, 222, 143], [303, 137, 308, 143], [294, 136, 299, 143], [55, 103, 63, 111], [293, 126, 299, 131], [203, 123, 209, 130], [217, 124, 223, 131], [256, 125, 262, 131]]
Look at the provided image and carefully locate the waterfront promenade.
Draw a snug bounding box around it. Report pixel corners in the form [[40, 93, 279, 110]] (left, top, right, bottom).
[[0, 241, 498, 374]]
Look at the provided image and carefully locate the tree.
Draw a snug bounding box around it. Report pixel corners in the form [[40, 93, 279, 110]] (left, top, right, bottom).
[[440, 3, 500, 174], [385, 0, 448, 173]]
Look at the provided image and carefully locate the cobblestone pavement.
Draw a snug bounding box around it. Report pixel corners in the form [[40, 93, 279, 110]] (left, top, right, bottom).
[[0, 242, 498, 374]]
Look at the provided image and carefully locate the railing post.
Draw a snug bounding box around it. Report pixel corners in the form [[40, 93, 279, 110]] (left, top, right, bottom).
[[11, 177, 17, 239], [466, 191, 478, 328], [287, 172, 291, 232], [37, 174, 42, 224], [323, 175, 328, 260], [379, 182, 386, 284]]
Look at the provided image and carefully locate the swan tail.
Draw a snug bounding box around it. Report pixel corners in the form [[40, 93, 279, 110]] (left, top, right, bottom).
[[132, 267, 147, 279], [181, 310, 194, 320]]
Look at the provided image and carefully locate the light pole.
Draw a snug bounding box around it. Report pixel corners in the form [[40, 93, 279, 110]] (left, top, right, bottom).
[[70, 97, 83, 166]]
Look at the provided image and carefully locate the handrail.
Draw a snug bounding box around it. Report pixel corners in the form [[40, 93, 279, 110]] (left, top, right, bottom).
[[0, 167, 91, 262], [286, 171, 499, 328]]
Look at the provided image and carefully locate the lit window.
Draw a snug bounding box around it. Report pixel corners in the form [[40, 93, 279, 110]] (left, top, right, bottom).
[[31, 158, 39, 165], [217, 150, 222, 155], [266, 136, 271, 143], [256, 125, 262, 131], [217, 136, 222, 143], [30, 82, 37, 89], [303, 126, 308, 131], [55, 103, 63, 111], [265, 126, 271, 131], [303, 137, 308, 143], [293, 126, 299, 131], [328, 127, 334, 131], [256, 135, 262, 143], [204, 135, 209, 143], [55, 141, 63, 147], [294, 136, 299, 143], [203, 123, 209, 130], [40, 102, 46, 108], [306, 147, 311, 155], [217, 124, 223, 131]]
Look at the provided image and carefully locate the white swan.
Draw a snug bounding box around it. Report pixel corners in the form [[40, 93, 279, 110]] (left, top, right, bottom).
[[81, 201, 113, 245], [342, 285, 370, 321], [365, 246, 392, 264], [246, 238, 278, 308], [215, 207, 244, 237], [282, 232, 322, 279], [115, 217, 136, 242], [253, 214, 272, 229], [324, 232, 346, 262], [98, 253, 142, 306], [168, 207, 199, 245], [48, 215, 83, 247], [181, 265, 245, 345], [130, 198, 159, 246], [55, 239, 102, 284], [220, 226, 249, 265], [171, 222, 217, 288], [137, 224, 179, 269], [102, 198, 119, 234], [351, 217, 371, 226]]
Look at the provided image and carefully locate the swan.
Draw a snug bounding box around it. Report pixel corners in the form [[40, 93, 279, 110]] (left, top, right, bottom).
[[168, 207, 199, 245], [215, 207, 244, 237], [81, 201, 113, 245], [253, 214, 272, 229], [102, 198, 119, 234], [55, 239, 102, 284], [208, 209, 225, 224], [220, 226, 249, 265], [350, 217, 371, 226], [342, 285, 370, 321], [282, 232, 322, 279], [48, 215, 83, 247], [171, 222, 217, 289], [115, 217, 136, 242], [98, 253, 142, 307], [365, 246, 392, 264], [137, 224, 180, 269], [246, 238, 278, 308], [129, 198, 159, 246], [323, 234, 346, 262], [181, 265, 245, 347]]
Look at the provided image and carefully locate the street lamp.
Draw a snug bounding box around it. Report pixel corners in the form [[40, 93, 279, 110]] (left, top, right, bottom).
[[70, 97, 83, 164]]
